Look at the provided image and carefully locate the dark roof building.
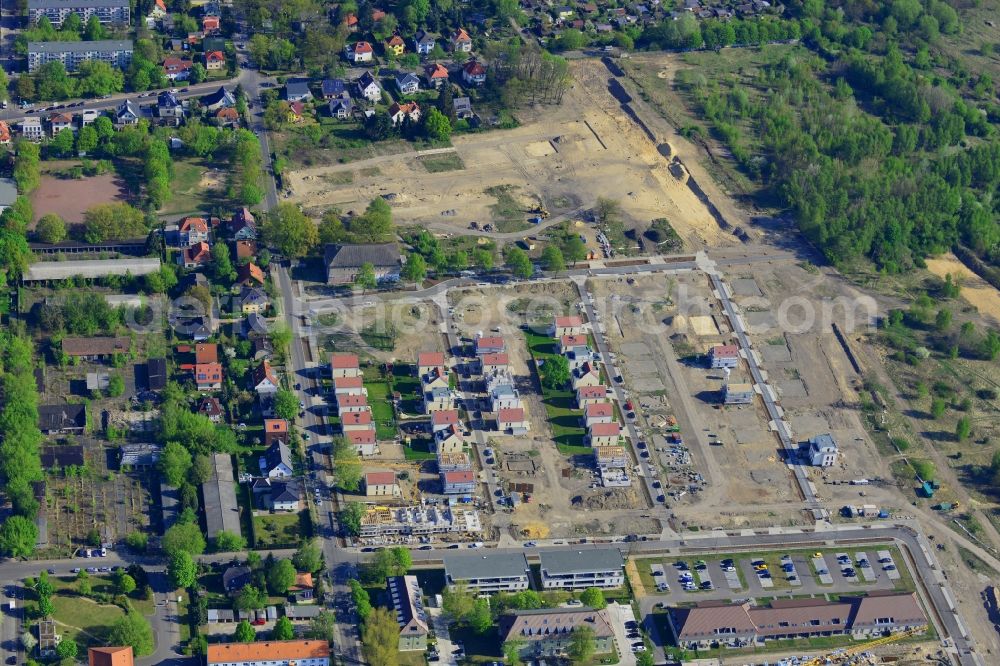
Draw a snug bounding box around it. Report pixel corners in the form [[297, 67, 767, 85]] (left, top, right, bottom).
[[324, 243, 401, 285], [38, 403, 86, 433], [40, 444, 85, 467], [146, 357, 167, 390]]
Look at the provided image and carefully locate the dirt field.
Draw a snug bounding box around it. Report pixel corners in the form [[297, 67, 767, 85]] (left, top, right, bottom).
[[31, 173, 130, 224], [315, 301, 445, 364], [925, 253, 1000, 324], [284, 60, 740, 250]]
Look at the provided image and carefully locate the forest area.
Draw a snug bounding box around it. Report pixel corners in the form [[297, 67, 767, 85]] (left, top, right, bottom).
[[647, 0, 1000, 276]]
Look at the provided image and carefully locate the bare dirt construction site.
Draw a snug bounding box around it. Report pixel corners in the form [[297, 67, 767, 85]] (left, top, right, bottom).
[[586, 265, 887, 528], [284, 60, 740, 249]]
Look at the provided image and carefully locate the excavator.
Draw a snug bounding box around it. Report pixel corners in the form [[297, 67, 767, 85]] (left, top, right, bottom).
[[801, 627, 923, 665]]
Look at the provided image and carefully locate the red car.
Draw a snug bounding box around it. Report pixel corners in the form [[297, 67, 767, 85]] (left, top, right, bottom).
[[624, 399, 634, 411]]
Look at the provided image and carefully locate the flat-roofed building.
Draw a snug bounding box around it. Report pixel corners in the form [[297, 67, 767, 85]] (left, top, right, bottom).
[[201, 453, 242, 540], [23, 256, 159, 282], [723, 382, 754, 405], [539, 548, 624, 589], [29, 0, 130, 26], [444, 552, 530, 592], [28, 40, 133, 72]]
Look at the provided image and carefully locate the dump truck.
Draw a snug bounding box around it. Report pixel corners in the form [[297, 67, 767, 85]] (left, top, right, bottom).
[[664, 415, 680, 432]]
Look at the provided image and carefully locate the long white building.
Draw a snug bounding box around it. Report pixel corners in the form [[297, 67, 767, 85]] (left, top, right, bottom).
[[28, 40, 133, 72], [28, 0, 130, 26], [206, 640, 330, 666], [539, 548, 625, 589]]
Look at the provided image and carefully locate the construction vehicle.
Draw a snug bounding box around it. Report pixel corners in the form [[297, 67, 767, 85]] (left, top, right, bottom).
[[801, 627, 923, 665], [932, 501, 959, 511], [528, 205, 549, 218], [664, 415, 680, 432]]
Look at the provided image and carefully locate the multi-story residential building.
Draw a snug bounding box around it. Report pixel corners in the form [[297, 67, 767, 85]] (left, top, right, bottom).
[[708, 343, 740, 369], [424, 386, 456, 413], [550, 315, 585, 337], [358, 504, 481, 540], [205, 640, 330, 666], [21, 117, 44, 141], [417, 351, 446, 377], [669, 592, 927, 650], [441, 470, 476, 495], [539, 548, 624, 589], [28, 0, 130, 27], [364, 471, 401, 497], [330, 352, 361, 378], [723, 382, 754, 405], [499, 608, 616, 658], [802, 433, 839, 467], [387, 576, 429, 651], [444, 552, 530, 592], [28, 40, 133, 72]]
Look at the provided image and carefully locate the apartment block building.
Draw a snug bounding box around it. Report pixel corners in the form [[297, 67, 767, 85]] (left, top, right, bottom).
[[444, 552, 530, 592], [28, 0, 130, 26], [28, 40, 133, 72], [539, 549, 624, 589]]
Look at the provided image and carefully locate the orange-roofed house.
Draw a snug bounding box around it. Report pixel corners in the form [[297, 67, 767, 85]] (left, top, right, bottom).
[[423, 62, 450, 88], [335, 393, 369, 414], [206, 640, 330, 666], [346, 428, 377, 456], [236, 262, 265, 287], [344, 13, 359, 31], [179, 216, 210, 245], [251, 360, 280, 395], [202, 15, 220, 33], [417, 351, 446, 377], [576, 384, 608, 407], [287, 101, 306, 123], [346, 41, 373, 63], [451, 28, 473, 52], [441, 469, 476, 494], [476, 352, 508, 374], [182, 241, 212, 268], [0, 121, 11, 145], [89, 646, 134, 666], [205, 50, 225, 70], [364, 471, 400, 497], [214, 106, 240, 127], [291, 571, 314, 591], [431, 409, 460, 433], [330, 353, 361, 378], [341, 410, 373, 432], [385, 34, 406, 56], [474, 336, 505, 355], [559, 334, 590, 355], [388, 101, 421, 125], [588, 421, 622, 446], [333, 375, 366, 396], [233, 239, 257, 261], [550, 315, 585, 337], [583, 402, 614, 428], [264, 418, 289, 446], [495, 407, 529, 433], [195, 362, 223, 391], [372, 9, 386, 21], [195, 342, 219, 364]]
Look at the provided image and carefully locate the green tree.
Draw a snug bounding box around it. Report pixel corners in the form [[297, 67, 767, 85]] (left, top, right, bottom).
[[190, 62, 206, 84], [292, 539, 323, 573], [354, 262, 377, 292], [267, 558, 297, 594], [51, 127, 75, 156], [340, 502, 365, 536], [35, 571, 54, 598], [56, 638, 78, 659], [214, 530, 246, 552], [350, 197, 395, 242], [935, 308, 952, 331], [34, 214, 66, 244], [540, 354, 570, 389], [77, 60, 123, 97], [931, 398, 947, 419], [212, 242, 235, 281], [84, 13, 106, 40], [162, 520, 206, 557], [115, 571, 136, 595], [0, 516, 38, 558], [472, 247, 494, 270], [234, 585, 266, 611], [555, 28, 587, 51], [562, 233, 586, 265], [913, 459, 936, 482], [566, 625, 596, 662], [38, 595, 54, 617], [274, 388, 299, 422], [168, 551, 197, 589], [333, 437, 363, 491], [469, 597, 492, 633], [423, 107, 452, 141], [635, 649, 654, 666], [106, 374, 125, 397], [308, 610, 337, 642], [956, 416, 972, 441], [361, 607, 400, 666], [273, 615, 295, 640], [108, 612, 154, 656], [504, 247, 532, 279], [578, 587, 606, 609], [159, 441, 192, 487], [234, 619, 256, 643], [401, 252, 427, 283], [350, 579, 373, 620], [442, 585, 475, 621], [262, 203, 318, 258], [82, 203, 147, 243], [540, 245, 565, 273]]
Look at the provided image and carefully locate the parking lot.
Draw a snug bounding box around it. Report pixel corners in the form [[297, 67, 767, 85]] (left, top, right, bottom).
[[636, 546, 912, 605]]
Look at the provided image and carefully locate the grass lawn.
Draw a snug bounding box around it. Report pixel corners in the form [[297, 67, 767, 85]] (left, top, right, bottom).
[[51, 592, 126, 648], [159, 158, 228, 216], [485, 184, 532, 233], [524, 330, 589, 453], [419, 153, 465, 173], [391, 365, 423, 415], [403, 437, 436, 461], [253, 511, 307, 549], [364, 374, 398, 440], [449, 624, 504, 664]]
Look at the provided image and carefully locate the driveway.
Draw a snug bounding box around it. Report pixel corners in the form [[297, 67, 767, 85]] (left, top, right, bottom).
[[605, 601, 638, 666], [428, 607, 457, 666]]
